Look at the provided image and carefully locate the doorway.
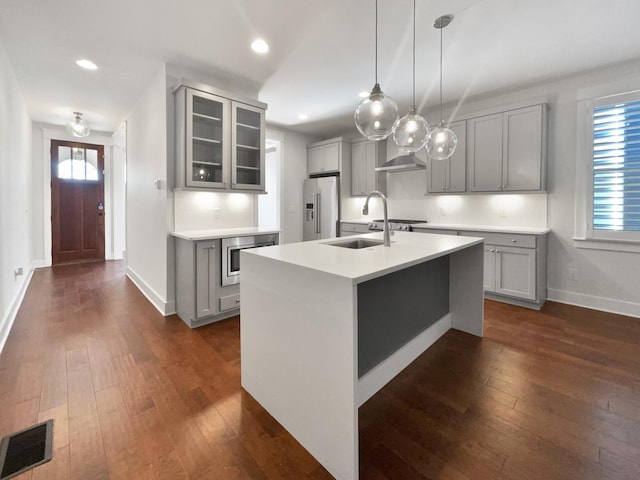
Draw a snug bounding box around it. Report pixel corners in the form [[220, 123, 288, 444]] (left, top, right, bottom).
[[258, 139, 281, 230], [50, 140, 105, 265]]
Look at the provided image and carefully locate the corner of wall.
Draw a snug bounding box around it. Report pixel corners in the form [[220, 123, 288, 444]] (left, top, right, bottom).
[[0, 269, 34, 354]]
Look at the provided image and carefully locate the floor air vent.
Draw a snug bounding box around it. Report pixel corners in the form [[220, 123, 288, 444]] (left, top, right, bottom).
[[0, 419, 53, 480]]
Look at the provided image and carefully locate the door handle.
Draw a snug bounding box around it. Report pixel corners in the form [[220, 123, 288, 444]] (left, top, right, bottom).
[[316, 193, 321, 234], [98, 201, 104, 216]]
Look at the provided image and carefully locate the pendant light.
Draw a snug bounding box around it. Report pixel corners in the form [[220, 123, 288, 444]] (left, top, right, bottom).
[[66, 112, 91, 138], [425, 15, 457, 160], [354, 0, 399, 141], [392, 0, 429, 153]]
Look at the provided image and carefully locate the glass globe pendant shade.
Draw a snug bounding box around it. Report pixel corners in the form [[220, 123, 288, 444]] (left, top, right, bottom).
[[354, 83, 399, 141], [392, 108, 429, 153], [66, 112, 91, 138], [425, 124, 458, 160]]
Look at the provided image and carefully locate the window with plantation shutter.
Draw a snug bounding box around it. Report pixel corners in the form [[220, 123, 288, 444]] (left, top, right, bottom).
[[590, 96, 640, 242]]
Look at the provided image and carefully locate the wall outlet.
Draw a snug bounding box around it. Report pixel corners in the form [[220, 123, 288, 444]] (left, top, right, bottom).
[[568, 267, 578, 281], [439, 208, 446, 216], [14, 267, 23, 278], [213, 208, 220, 219], [499, 209, 507, 218]]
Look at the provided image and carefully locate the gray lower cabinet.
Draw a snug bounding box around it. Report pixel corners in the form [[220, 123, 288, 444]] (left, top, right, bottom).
[[340, 222, 370, 236], [484, 245, 536, 301], [413, 228, 547, 309], [175, 237, 240, 328]]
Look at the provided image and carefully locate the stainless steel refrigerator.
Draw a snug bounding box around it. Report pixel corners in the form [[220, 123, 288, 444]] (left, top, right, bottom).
[[303, 176, 339, 241]]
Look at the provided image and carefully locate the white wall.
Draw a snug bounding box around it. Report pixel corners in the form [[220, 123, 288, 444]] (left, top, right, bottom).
[[111, 123, 126, 259], [0, 35, 32, 351], [125, 65, 173, 314], [272, 128, 320, 244]]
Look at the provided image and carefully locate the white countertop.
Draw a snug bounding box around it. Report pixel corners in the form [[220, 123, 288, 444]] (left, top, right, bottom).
[[413, 223, 550, 234], [243, 231, 483, 284], [171, 227, 281, 241]]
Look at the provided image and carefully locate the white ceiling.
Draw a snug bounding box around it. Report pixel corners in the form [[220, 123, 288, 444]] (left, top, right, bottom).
[[1, 0, 640, 138]]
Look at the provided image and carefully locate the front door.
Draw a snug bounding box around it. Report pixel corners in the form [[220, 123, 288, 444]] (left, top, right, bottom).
[[51, 140, 105, 265]]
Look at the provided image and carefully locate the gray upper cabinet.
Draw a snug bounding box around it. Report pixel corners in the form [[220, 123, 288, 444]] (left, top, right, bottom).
[[351, 139, 386, 196], [231, 102, 265, 191], [174, 83, 267, 192], [467, 104, 546, 192], [307, 140, 342, 175], [428, 120, 466, 193]]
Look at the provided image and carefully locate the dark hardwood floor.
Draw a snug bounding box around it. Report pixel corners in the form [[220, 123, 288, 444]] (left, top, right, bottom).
[[1, 261, 639, 479]]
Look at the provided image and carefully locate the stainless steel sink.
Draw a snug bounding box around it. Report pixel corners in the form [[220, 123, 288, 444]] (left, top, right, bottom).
[[325, 239, 384, 249]]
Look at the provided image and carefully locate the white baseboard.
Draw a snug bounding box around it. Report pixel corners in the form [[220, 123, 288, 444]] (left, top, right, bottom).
[[547, 287, 640, 319], [31, 259, 49, 268], [125, 266, 175, 316], [0, 268, 35, 354]]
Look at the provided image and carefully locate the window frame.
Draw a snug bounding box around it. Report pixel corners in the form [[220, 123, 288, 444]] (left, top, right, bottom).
[[582, 90, 640, 245]]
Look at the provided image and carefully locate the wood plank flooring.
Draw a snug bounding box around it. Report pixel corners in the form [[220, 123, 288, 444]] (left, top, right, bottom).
[[1, 261, 639, 479]]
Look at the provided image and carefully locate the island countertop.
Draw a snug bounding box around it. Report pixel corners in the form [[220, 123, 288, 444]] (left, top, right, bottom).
[[244, 230, 483, 284]]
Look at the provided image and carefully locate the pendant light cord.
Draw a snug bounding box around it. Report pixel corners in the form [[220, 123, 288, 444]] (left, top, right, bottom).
[[375, 0, 378, 85], [439, 25, 443, 125], [412, 0, 416, 107]]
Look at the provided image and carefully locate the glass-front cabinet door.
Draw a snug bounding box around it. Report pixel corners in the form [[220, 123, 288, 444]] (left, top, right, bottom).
[[231, 102, 265, 191], [186, 89, 230, 188]]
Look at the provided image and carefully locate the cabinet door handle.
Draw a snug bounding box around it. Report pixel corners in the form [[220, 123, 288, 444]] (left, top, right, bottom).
[[209, 245, 215, 249], [511, 239, 516, 243]]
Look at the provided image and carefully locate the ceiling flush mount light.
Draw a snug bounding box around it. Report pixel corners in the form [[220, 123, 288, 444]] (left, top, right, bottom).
[[298, 113, 309, 120], [354, 0, 399, 141], [251, 38, 269, 54], [76, 59, 97, 70], [66, 112, 91, 137], [392, 0, 429, 153], [426, 14, 458, 161]]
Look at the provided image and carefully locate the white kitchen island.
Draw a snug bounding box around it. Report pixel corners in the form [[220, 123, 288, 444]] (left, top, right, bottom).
[[240, 231, 484, 480]]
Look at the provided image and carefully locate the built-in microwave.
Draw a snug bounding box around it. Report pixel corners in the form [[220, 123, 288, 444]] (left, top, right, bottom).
[[221, 233, 279, 286]]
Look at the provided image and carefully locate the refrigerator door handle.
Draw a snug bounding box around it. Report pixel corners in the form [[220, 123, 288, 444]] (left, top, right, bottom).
[[316, 193, 321, 234]]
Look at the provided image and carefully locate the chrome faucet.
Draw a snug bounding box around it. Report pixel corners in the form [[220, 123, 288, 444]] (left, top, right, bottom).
[[363, 190, 391, 247]]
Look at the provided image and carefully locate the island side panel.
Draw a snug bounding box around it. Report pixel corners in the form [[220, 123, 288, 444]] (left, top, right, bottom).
[[240, 251, 359, 480], [450, 242, 484, 336], [357, 255, 450, 377]]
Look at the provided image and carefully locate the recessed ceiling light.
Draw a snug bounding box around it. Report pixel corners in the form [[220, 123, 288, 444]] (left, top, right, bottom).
[[298, 114, 309, 120], [76, 59, 97, 70], [251, 39, 269, 54], [359, 91, 370, 98]]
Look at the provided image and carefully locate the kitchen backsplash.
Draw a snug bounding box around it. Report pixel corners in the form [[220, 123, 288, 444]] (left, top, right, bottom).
[[348, 169, 548, 228], [173, 191, 256, 231]]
